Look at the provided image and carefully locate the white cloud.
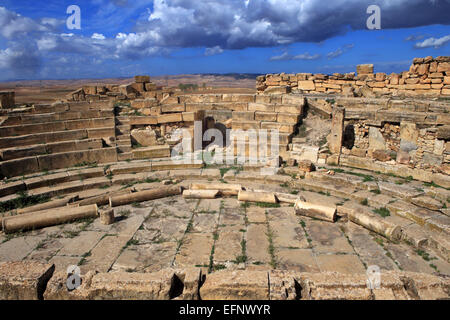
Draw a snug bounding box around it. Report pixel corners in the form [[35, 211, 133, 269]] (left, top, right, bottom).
[[205, 46, 224, 56], [327, 44, 354, 59], [270, 51, 321, 61], [92, 33, 106, 40], [414, 35, 450, 49]]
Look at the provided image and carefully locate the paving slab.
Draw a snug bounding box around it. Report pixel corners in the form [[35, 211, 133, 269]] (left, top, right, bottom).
[[214, 226, 245, 263], [79, 235, 130, 273], [174, 233, 214, 268], [315, 254, 366, 274], [306, 220, 354, 254], [191, 212, 219, 233], [58, 231, 105, 256], [384, 243, 437, 274], [276, 249, 320, 272], [246, 224, 270, 264], [141, 216, 189, 243], [111, 242, 177, 273], [344, 222, 398, 271], [246, 207, 267, 224], [270, 219, 309, 249], [0, 235, 47, 262]]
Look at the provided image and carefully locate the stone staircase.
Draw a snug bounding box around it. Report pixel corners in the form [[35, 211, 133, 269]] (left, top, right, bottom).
[[114, 116, 132, 161]]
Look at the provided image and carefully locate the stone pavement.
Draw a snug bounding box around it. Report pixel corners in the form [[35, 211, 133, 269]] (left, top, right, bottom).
[[1, 192, 449, 277]]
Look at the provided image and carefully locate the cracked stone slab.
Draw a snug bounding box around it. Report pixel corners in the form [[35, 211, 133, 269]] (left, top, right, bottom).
[[306, 221, 354, 254], [344, 222, 398, 271], [246, 224, 271, 264], [174, 233, 214, 268], [112, 242, 178, 273], [58, 231, 105, 257], [276, 249, 320, 272], [315, 254, 366, 274], [214, 226, 244, 263]]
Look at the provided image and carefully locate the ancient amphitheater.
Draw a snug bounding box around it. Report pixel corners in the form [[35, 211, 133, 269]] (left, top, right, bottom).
[[0, 56, 449, 300]]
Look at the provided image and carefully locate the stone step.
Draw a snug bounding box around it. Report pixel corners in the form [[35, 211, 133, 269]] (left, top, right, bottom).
[[26, 176, 112, 198], [132, 145, 171, 160], [0, 127, 116, 150], [117, 152, 133, 162], [118, 146, 132, 153], [0, 147, 117, 178], [0, 118, 115, 138], [4, 110, 114, 126], [0, 138, 103, 161]]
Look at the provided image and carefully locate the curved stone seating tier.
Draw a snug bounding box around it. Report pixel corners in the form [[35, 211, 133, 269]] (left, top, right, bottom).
[[0, 128, 113, 149], [0, 118, 115, 137], [0, 147, 118, 178], [2, 109, 114, 126], [0, 160, 448, 261], [0, 138, 103, 161]]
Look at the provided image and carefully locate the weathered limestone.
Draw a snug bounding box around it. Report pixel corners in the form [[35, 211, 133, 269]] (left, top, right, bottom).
[[109, 186, 182, 207], [2, 204, 98, 233], [0, 261, 55, 300], [0, 91, 15, 109], [190, 183, 242, 196], [100, 209, 115, 225], [182, 189, 219, 199], [340, 204, 403, 241], [200, 270, 269, 300], [238, 190, 277, 204], [329, 106, 345, 154], [294, 200, 337, 222], [357, 64, 374, 75], [44, 268, 201, 300]]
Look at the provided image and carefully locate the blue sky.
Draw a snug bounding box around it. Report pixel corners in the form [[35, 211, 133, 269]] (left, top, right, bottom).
[[0, 0, 449, 81]]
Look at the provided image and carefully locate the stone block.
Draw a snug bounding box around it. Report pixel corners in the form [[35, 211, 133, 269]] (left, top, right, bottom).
[[0, 261, 55, 300], [255, 112, 277, 122], [157, 113, 183, 124], [357, 64, 374, 75], [248, 103, 275, 112], [134, 75, 150, 83], [298, 81, 315, 91]]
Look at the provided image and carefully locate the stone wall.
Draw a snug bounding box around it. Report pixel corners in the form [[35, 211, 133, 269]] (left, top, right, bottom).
[[327, 96, 450, 185], [0, 92, 15, 108], [127, 93, 306, 160], [257, 56, 450, 98], [67, 75, 161, 102]]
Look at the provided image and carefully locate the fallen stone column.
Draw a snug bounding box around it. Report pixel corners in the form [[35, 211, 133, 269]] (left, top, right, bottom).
[[294, 200, 337, 222], [238, 190, 277, 204], [0, 195, 80, 230], [17, 195, 79, 214], [190, 183, 242, 196], [74, 189, 132, 207], [342, 206, 402, 241], [275, 192, 299, 204], [183, 189, 219, 199], [109, 186, 182, 207], [2, 204, 98, 233]]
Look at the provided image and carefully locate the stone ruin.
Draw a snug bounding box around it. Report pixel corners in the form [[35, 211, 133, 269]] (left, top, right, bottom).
[[0, 92, 15, 109], [0, 57, 449, 300]]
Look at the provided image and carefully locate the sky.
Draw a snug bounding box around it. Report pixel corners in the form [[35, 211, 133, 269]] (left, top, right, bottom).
[[0, 0, 449, 81]]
